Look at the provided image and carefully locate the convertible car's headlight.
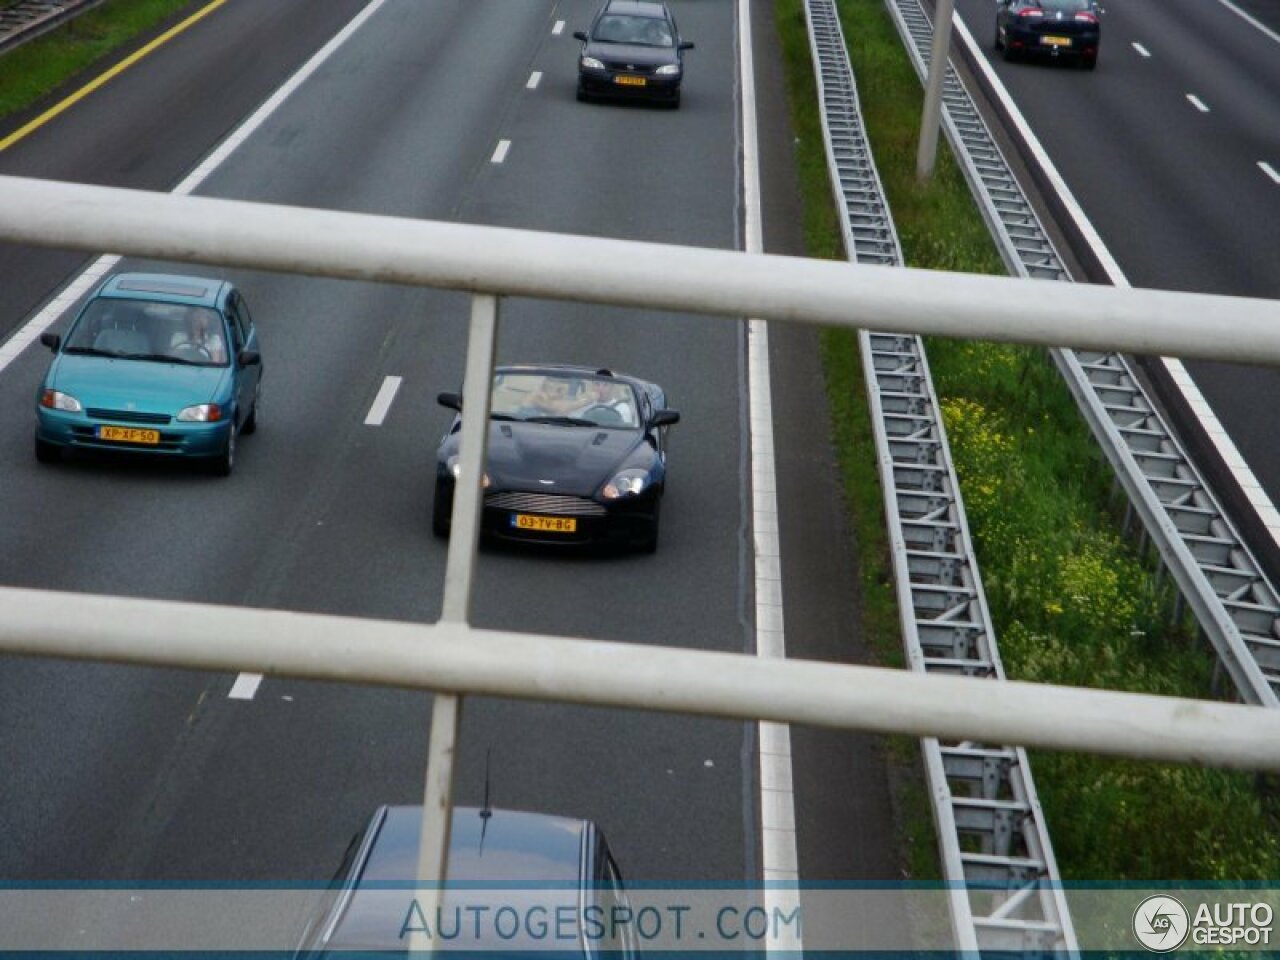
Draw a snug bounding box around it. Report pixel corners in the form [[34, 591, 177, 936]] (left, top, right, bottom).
[[447, 455, 490, 488], [655, 64, 681, 75], [602, 468, 649, 499], [177, 403, 223, 422], [580, 56, 605, 70], [40, 389, 82, 412]]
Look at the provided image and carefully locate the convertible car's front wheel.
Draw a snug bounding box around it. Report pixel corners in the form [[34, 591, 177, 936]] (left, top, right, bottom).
[[635, 499, 661, 554], [432, 484, 451, 538]]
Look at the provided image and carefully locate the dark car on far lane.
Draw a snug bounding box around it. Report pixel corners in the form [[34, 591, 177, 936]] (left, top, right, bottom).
[[995, 0, 1101, 69], [574, 0, 694, 107], [433, 365, 679, 553]]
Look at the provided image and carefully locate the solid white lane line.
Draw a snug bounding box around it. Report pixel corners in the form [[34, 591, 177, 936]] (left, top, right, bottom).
[[1132, 41, 1151, 57], [740, 0, 803, 949], [228, 672, 263, 700], [1186, 94, 1210, 112], [527, 71, 542, 89], [552, 19, 565, 35], [1211, 0, 1280, 45], [491, 139, 511, 164], [1260, 161, 1280, 185], [0, 0, 390, 373], [364, 375, 402, 426]]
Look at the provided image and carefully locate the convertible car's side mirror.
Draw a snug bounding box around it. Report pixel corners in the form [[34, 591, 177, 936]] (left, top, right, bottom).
[[651, 409, 680, 428], [437, 391, 462, 411], [39, 332, 61, 352], [573, 30, 588, 42]]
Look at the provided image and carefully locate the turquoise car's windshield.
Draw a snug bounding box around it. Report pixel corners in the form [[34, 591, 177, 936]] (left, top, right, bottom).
[[64, 298, 229, 367]]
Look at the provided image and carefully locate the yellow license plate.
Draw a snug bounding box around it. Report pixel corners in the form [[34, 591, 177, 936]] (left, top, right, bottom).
[[1041, 35, 1072, 46], [97, 425, 160, 445], [512, 514, 578, 533], [614, 75, 647, 86]]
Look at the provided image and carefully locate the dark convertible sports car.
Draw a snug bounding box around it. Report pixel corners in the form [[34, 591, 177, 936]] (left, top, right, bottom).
[[995, 0, 1100, 68], [433, 365, 679, 552]]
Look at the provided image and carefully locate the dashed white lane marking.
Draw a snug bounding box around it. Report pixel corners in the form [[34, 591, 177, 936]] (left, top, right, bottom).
[[1260, 161, 1280, 185], [228, 673, 263, 700], [364, 375, 402, 425], [1186, 93, 1210, 112], [491, 139, 511, 164], [1132, 41, 1151, 57], [527, 71, 542, 89], [552, 19, 565, 35]]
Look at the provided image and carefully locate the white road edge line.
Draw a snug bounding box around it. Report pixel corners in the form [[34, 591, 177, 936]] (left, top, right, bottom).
[[0, 0, 390, 377], [552, 19, 565, 35], [491, 139, 511, 164], [739, 0, 803, 950], [1260, 161, 1280, 185], [1131, 41, 1151, 57], [1186, 93, 1210, 113], [364, 375, 403, 426], [1210, 0, 1280, 45], [953, 9, 1280, 551], [527, 71, 542, 90], [228, 672, 263, 701]]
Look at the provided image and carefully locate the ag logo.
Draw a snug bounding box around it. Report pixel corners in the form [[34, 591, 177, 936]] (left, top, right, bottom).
[[1133, 895, 1190, 952]]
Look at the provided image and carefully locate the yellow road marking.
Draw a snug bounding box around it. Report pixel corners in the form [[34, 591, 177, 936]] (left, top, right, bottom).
[[0, 0, 228, 153]]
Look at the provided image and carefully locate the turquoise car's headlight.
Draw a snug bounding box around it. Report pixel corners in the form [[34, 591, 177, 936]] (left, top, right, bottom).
[[177, 403, 223, 422], [40, 389, 81, 412], [602, 468, 648, 499]]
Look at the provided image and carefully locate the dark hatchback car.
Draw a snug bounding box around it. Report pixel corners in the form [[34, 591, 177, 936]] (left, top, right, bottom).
[[294, 805, 635, 958], [574, 0, 694, 107], [433, 365, 679, 553], [995, 0, 1101, 68]]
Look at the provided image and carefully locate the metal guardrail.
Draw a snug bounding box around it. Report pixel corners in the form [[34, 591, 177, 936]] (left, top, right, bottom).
[[0, 0, 102, 57], [803, 2, 1076, 954], [883, 0, 1280, 708]]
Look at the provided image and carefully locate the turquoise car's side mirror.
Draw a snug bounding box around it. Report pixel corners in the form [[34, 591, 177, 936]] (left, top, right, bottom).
[[40, 332, 60, 352]]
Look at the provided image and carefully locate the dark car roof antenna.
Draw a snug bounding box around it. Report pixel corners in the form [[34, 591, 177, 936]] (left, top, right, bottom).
[[478, 746, 494, 856]]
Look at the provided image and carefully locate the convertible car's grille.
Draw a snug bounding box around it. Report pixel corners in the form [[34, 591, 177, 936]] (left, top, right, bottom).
[[485, 491, 607, 517], [86, 408, 171, 425]]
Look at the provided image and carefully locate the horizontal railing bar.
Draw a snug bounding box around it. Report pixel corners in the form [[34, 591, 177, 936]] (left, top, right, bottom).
[[1, 175, 1278, 366], [2, 585, 1280, 770]]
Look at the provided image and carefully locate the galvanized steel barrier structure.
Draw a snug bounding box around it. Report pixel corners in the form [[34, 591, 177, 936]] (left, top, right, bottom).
[[804, 2, 1074, 953], [882, 0, 1280, 708], [4, 176, 1280, 954]]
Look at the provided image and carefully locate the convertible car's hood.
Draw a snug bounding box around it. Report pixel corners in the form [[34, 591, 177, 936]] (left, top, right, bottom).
[[486, 421, 643, 496], [584, 40, 678, 67], [49, 355, 229, 412]]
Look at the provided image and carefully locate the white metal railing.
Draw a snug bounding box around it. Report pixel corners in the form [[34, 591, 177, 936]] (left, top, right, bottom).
[[4, 174, 1280, 941]]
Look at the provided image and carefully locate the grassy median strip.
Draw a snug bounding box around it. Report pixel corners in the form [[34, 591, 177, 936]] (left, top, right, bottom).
[[0, 0, 193, 121], [775, 0, 1280, 881]]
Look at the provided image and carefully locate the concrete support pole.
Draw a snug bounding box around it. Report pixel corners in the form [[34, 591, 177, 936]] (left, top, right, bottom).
[[916, 0, 957, 181]]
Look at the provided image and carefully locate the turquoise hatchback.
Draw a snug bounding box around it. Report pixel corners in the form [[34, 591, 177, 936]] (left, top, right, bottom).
[[34, 272, 262, 476]]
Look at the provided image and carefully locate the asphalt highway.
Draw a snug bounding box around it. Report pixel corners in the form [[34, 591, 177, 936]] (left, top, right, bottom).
[[0, 0, 905, 910], [953, 0, 1280, 533]]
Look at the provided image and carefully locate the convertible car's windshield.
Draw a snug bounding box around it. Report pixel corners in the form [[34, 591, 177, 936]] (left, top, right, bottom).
[[64, 299, 229, 367], [491, 372, 640, 428]]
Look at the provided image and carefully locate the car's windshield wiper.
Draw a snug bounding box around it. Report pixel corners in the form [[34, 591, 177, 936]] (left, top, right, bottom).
[[140, 352, 202, 365], [489, 412, 518, 421], [524, 415, 595, 427], [62, 346, 118, 358]]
